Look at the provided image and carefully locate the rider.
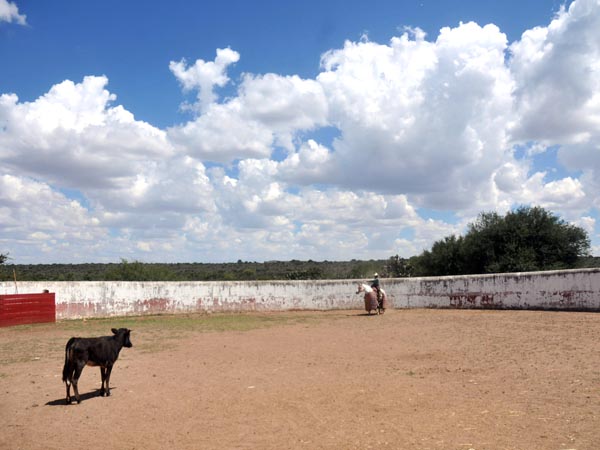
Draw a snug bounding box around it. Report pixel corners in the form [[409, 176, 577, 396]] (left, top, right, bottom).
[[370, 273, 382, 305]]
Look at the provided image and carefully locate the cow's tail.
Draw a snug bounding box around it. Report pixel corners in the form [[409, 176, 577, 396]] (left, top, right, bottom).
[[62, 337, 76, 383]]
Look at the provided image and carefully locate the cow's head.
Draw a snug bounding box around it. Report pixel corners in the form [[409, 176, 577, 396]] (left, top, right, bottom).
[[112, 328, 133, 348]]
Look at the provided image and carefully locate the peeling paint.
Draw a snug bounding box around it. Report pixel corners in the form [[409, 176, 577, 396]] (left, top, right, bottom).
[[2, 268, 600, 319]]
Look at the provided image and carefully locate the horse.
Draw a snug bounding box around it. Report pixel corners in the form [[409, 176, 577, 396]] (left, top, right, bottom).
[[356, 283, 388, 315]]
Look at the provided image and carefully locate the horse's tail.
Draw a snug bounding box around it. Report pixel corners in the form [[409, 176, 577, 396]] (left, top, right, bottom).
[[62, 337, 76, 383], [379, 289, 389, 310]]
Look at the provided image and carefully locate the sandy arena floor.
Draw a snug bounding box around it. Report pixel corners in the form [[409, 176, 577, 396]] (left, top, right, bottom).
[[1, 309, 599, 450]]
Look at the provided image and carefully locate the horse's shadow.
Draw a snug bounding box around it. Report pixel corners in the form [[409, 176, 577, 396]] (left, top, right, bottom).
[[45, 387, 118, 406]]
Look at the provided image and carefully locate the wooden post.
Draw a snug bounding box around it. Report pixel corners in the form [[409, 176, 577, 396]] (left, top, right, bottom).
[[13, 269, 18, 294]]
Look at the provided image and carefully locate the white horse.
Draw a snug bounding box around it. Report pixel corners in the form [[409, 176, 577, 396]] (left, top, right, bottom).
[[356, 283, 388, 315]]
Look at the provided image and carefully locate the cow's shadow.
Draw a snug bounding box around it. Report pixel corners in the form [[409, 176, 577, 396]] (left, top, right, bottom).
[[45, 387, 117, 406]]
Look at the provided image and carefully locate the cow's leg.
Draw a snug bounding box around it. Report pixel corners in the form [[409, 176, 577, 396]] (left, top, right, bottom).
[[65, 375, 72, 404], [64, 362, 73, 404], [100, 367, 107, 396], [72, 360, 86, 404], [104, 365, 113, 397]]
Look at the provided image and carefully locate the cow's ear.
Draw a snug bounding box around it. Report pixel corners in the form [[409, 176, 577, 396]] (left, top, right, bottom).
[[111, 328, 118, 334]]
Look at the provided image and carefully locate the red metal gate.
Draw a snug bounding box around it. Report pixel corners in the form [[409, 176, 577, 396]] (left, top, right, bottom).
[[0, 292, 56, 327]]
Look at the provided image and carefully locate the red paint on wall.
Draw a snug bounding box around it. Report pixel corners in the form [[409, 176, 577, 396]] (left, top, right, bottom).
[[133, 298, 172, 314], [449, 294, 477, 308], [448, 293, 502, 309], [0, 292, 55, 327], [55, 301, 102, 318]]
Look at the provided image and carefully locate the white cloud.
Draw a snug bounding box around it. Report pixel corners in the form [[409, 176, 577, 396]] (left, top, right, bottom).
[[0, 0, 26, 25], [314, 22, 515, 213], [169, 47, 240, 113], [0, 77, 221, 262], [167, 100, 274, 163], [575, 215, 596, 235], [238, 73, 328, 150], [136, 241, 152, 252], [510, 0, 600, 145], [0, 175, 107, 261], [168, 72, 328, 163], [0, 76, 174, 190], [278, 139, 333, 183], [521, 174, 587, 211]]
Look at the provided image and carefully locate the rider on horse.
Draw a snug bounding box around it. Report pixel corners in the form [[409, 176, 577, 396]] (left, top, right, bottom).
[[370, 273, 383, 306]]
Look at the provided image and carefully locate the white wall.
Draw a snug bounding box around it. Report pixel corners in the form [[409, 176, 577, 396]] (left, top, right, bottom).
[[2, 268, 599, 319]]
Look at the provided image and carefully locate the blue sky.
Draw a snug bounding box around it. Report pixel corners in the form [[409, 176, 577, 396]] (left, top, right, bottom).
[[1, 0, 600, 264], [2, 1, 568, 125]]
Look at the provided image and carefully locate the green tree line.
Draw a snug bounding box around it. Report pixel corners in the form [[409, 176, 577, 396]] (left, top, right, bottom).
[[0, 258, 390, 282]]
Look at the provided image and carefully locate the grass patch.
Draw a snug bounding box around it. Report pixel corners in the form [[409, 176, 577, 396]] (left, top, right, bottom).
[[57, 311, 327, 335], [0, 311, 336, 365]]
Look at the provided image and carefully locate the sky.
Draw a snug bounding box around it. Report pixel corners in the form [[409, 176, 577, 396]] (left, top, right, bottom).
[[1, 0, 599, 264]]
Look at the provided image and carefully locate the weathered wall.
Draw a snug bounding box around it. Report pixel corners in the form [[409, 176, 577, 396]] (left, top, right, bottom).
[[1, 268, 599, 319], [398, 268, 600, 310]]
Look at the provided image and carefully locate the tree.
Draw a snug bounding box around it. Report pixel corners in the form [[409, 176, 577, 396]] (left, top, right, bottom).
[[103, 259, 178, 281], [386, 255, 414, 277], [413, 206, 590, 276], [415, 235, 467, 276], [0, 253, 8, 265]]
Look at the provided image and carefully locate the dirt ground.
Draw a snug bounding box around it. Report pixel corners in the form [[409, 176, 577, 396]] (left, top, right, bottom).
[[1, 309, 600, 450]]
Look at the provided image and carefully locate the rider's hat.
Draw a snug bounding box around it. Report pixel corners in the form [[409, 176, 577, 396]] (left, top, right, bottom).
[[374, 273, 378, 277]]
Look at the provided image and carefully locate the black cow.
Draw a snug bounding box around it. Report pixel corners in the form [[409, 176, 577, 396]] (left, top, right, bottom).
[[62, 328, 133, 404]]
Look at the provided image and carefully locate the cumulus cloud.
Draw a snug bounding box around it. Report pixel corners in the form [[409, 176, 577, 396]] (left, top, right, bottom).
[[278, 139, 333, 183], [168, 72, 328, 163], [510, 0, 600, 145], [237, 74, 329, 150], [167, 100, 274, 163], [0, 175, 106, 261], [0, 0, 26, 25], [0, 76, 173, 190], [0, 77, 218, 261], [313, 22, 515, 214], [169, 47, 240, 113]]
